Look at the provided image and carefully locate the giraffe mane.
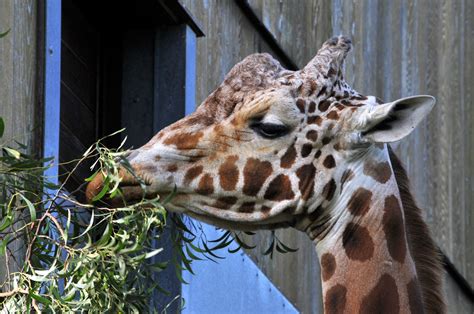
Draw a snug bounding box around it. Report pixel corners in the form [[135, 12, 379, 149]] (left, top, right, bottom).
[[388, 145, 446, 313]]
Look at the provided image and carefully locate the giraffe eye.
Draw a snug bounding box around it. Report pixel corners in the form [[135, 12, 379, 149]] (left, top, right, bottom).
[[250, 122, 290, 139]]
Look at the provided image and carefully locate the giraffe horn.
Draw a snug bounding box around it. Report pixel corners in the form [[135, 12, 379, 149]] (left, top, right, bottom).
[[302, 35, 352, 80]]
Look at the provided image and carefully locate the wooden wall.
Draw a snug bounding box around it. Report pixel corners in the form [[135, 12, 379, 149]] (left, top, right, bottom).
[[180, 0, 474, 313], [0, 0, 39, 149], [0, 0, 39, 288]]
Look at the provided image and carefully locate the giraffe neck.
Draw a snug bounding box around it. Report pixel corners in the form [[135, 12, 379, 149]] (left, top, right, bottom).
[[308, 146, 424, 313]]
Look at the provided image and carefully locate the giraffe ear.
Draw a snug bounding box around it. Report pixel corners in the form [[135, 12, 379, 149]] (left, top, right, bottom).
[[359, 95, 436, 143]]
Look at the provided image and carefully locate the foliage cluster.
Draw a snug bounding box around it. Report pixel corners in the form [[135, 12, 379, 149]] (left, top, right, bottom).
[[0, 118, 296, 312]]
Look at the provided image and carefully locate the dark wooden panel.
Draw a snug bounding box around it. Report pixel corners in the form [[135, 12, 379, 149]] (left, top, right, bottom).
[[61, 0, 99, 67], [120, 30, 156, 147], [60, 83, 95, 147], [60, 43, 97, 112], [154, 25, 187, 131], [60, 1, 99, 194]]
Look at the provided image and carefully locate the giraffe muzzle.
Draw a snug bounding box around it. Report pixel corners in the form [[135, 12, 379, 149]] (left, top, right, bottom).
[[85, 166, 146, 205]]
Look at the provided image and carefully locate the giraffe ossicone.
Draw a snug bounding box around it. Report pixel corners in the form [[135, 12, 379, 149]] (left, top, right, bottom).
[[86, 36, 445, 313]]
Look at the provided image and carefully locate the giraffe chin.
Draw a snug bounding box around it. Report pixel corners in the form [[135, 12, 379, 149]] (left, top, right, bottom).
[[164, 200, 297, 231], [183, 209, 295, 232]]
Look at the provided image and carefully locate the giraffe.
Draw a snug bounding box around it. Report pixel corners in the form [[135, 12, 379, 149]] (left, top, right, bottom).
[[86, 36, 446, 313]]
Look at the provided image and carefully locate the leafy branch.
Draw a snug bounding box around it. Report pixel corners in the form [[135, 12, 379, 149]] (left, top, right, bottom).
[[0, 116, 297, 312]]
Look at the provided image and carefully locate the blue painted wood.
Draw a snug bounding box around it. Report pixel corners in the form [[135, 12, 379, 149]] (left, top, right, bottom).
[[182, 223, 299, 314], [43, 0, 61, 184], [185, 26, 196, 116]]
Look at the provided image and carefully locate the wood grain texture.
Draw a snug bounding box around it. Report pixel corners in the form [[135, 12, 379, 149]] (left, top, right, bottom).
[[181, 0, 473, 312], [0, 0, 38, 288], [326, 0, 474, 309], [247, 0, 331, 68]]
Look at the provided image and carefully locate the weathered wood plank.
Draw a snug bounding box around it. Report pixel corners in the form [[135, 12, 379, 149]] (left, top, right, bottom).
[[247, 0, 331, 67], [333, 0, 474, 294], [0, 0, 38, 148], [0, 0, 38, 288]]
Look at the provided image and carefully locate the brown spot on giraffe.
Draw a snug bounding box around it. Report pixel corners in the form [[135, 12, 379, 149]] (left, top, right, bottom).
[[322, 137, 331, 145], [316, 86, 328, 98], [359, 273, 400, 314], [163, 131, 204, 150], [324, 284, 347, 314], [196, 174, 214, 195], [318, 100, 331, 112], [167, 164, 178, 172], [321, 253, 336, 282], [307, 115, 322, 125], [322, 179, 336, 201], [306, 130, 318, 142], [308, 101, 317, 113], [347, 188, 373, 216], [327, 111, 339, 120], [363, 160, 392, 184], [340, 169, 354, 191], [218, 155, 239, 191], [264, 174, 295, 201], [314, 150, 322, 159], [308, 80, 318, 96], [243, 158, 273, 196], [296, 98, 306, 113], [240, 202, 256, 213], [301, 144, 313, 158], [280, 144, 297, 168], [323, 155, 336, 168], [383, 195, 407, 263], [213, 196, 238, 210], [333, 142, 342, 151], [335, 103, 345, 110], [184, 165, 203, 185], [407, 277, 424, 314], [296, 163, 316, 200], [342, 222, 374, 261]]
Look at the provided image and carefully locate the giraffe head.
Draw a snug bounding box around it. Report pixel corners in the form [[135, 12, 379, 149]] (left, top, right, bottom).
[[86, 36, 434, 231]]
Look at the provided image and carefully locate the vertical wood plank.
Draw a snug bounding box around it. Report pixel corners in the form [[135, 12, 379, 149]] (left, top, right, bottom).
[[0, 0, 38, 288]]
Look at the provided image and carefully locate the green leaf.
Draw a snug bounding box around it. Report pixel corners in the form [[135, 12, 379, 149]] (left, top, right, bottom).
[[0, 117, 4, 137], [262, 238, 275, 256], [0, 215, 12, 232], [71, 210, 94, 240], [233, 234, 256, 250], [91, 176, 110, 202], [19, 194, 36, 221], [0, 234, 11, 256], [277, 240, 298, 253], [30, 292, 52, 306], [144, 248, 163, 259], [0, 29, 10, 38], [3, 147, 21, 159], [84, 169, 99, 182], [95, 223, 112, 246]]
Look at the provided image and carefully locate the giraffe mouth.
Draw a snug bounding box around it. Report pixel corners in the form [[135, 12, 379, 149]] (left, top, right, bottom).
[[85, 167, 155, 205]]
